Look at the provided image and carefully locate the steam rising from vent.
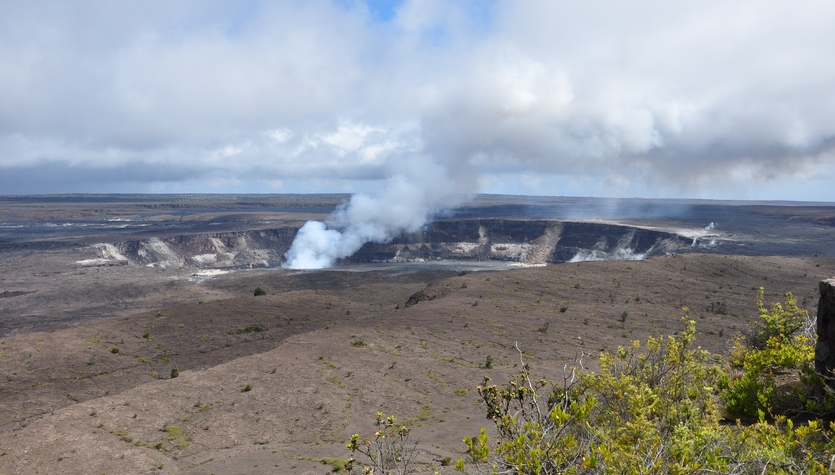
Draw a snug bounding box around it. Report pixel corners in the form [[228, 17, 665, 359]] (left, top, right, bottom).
[[282, 157, 462, 269], [569, 248, 647, 263], [691, 222, 719, 247]]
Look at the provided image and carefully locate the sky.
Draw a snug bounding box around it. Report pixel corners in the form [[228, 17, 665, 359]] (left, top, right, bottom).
[[1, 0, 834, 201]]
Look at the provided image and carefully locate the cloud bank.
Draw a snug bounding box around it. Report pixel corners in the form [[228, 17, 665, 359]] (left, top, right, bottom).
[[1, 0, 834, 201]]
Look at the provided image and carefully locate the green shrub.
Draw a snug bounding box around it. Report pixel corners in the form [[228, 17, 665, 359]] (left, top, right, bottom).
[[722, 288, 816, 419], [253, 287, 267, 296], [317, 457, 350, 473], [350, 337, 370, 348], [164, 425, 183, 439], [744, 287, 808, 350], [111, 429, 133, 443], [618, 310, 628, 322]]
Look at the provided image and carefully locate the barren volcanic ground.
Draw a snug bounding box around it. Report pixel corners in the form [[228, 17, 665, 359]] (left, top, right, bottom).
[[0, 195, 834, 474]]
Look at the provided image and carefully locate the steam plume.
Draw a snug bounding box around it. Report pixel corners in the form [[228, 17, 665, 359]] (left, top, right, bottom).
[[282, 156, 462, 269]]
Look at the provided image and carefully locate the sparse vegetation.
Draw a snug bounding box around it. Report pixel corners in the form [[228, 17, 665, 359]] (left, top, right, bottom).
[[706, 300, 729, 315], [346, 413, 419, 475], [164, 425, 183, 440], [231, 324, 266, 334], [111, 429, 133, 443], [313, 457, 350, 473], [350, 337, 370, 348]]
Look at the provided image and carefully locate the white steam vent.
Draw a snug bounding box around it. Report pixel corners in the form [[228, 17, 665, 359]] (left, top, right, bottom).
[[569, 247, 647, 263], [282, 156, 461, 269], [691, 222, 719, 247]]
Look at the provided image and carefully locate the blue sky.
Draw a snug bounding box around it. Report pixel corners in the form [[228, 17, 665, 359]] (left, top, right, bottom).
[[363, 0, 403, 22], [0, 0, 833, 201]]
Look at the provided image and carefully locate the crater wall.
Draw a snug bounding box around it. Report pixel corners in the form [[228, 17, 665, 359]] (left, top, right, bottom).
[[346, 219, 687, 265], [81, 219, 687, 268]]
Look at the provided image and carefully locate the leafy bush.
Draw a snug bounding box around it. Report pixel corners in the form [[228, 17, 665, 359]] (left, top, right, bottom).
[[744, 288, 808, 350], [253, 286, 267, 296], [722, 288, 816, 419]]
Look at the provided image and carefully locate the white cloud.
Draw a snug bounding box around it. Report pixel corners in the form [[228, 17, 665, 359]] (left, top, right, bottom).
[[0, 0, 832, 200], [267, 129, 292, 144], [322, 122, 385, 156]]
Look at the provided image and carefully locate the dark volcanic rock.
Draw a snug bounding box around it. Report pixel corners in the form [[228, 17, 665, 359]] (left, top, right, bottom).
[[404, 281, 451, 307], [815, 277, 835, 385], [404, 289, 434, 307], [0, 290, 36, 299]]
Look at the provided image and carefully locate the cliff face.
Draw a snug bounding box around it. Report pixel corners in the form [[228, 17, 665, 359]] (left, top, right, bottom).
[[815, 278, 835, 383], [113, 227, 299, 268], [346, 219, 686, 265], [78, 219, 687, 269]]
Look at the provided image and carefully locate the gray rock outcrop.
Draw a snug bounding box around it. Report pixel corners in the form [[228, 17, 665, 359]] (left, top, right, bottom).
[[815, 277, 835, 385]]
